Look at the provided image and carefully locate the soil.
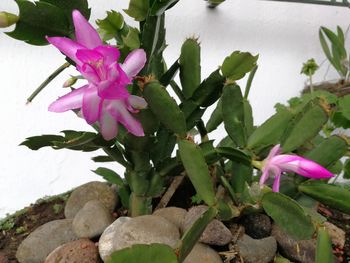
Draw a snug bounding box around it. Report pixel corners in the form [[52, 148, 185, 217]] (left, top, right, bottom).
[[0, 194, 69, 263]]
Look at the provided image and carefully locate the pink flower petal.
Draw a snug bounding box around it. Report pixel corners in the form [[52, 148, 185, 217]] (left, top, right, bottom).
[[105, 100, 144, 137], [72, 10, 102, 49], [272, 173, 281, 192], [48, 85, 88, 112], [266, 144, 282, 161], [82, 87, 101, 124], [77, 64, 100, 84], [46, 36, 84, 65], [121, 49, 147, 78], [127, 95, 147, 110], [94, 46, 120, 65], [99, 109, 118, 141], [76, 48, 104, 64]]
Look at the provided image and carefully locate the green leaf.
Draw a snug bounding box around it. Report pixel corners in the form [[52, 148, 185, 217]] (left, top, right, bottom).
[[141, 14, 166, 78], [206, 99, 223, 132], [221, 51, 258, 80], [230, 162, 253, 194], [191, 69, 225, 107], [344, 159, 350, 179], [96, 10, 124, 41], [282, 102, 327, 152], [93, 167, 124, 186], [7, 0, 69, 45], [150, 0, 179, 16], [122, 27, 140, 50], [151, 127, 176, 165], [199, 140, 220, 164], [248, 109, 293, 150], [40, 0, 90, 26], [91, 155, 114, 162], [338, 94, 350, 120], [180, 38, 201, 99], [107, 244, 178, 263], [303, 136, 347, 168], [177, 206, 218, 262], [160, 60, 180, 87], [178, 139, 216, 207], [143, 81, 187, 137], [262, 192, 315, 240], [316, 228, 334, 263], [124, 0, 149, 21], [20, 134, 65, 150], [222, 84, 246, 147], [243, 99, 254, 137], [216, 147, 251, 166], [299, 182, 350, 214]]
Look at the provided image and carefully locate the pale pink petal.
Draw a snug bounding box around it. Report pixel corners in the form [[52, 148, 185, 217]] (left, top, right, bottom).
[[82, 87, 101, 124], [121, 49, 147, 78], [272, 173, 281, 192], [127, 95, 147, 111], [94, 46, 120, 65], [259, 167, 270, 188], [46, 36, 84, 64], [72, 10, 102, 49], [48, 85, 88, 112], [266, 144, 282, 161], [99, 109, 118, 140], [105, 100, 144, 136]]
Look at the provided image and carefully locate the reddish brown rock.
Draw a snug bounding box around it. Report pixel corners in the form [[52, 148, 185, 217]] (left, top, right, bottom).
[[45, 239, 100, 263]]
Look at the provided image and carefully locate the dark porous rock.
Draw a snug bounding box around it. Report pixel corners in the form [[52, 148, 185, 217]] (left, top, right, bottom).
[[271, 224, 316, 263], [16, 219, 78, 263], [182, 205, 232, 246], [65, 181, 118, 219], [237, 234, 277, 263], [45, 239, 100, 263], [241, 213, 271, 239], [72, 200, 114, 239], [184, 243, 223, 263]]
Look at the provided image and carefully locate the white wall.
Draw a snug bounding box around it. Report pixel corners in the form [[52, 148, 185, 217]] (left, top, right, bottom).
[[0, 0, 349, 218]]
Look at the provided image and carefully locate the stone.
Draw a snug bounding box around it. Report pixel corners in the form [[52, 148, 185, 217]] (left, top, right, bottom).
[[73, 200, 114, 239], [153, 207, 187, 230], [324, 221, 346, 248], [44, 239, 99, 263], [16, 219, 78, 263], [98, 215, 180, 261], [271, 224, 316, 263], [0, 252, 8, 263], [65, 181, 118, 219], [182, 205, 232, 246], [184, 243, 223, 263], [241, 213, 271, 239], [236, 234, 277, 263]]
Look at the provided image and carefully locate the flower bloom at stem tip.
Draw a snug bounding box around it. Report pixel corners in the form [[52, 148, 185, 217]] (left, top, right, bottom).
[[259, 144, 334, 192], [46, 10, 147, 140]]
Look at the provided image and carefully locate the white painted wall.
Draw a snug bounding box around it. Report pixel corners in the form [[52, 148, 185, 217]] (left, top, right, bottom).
[[0, 0, 349, 218]]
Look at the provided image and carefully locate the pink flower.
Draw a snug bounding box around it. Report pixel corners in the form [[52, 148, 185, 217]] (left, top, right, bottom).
[[47, 10, 147, 140], [260, 144, 334, 192]]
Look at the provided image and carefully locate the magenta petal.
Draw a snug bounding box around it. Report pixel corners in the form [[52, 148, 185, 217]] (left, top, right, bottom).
[[48, 85, 88, 112], [296, 159, 334, 179], [76, 49, 103, 64], [266, 144, 282, 161], [105, 100, 144, 137], [46, 37, 84, 65], [99, 109, 118, 140], [121, 49, 147, 78], [77, 64, 100, 84], [272, 173, 281, 192], [94, 46, 120, 65], [72, 10, 102, 49], [82, 87, 101, 124]]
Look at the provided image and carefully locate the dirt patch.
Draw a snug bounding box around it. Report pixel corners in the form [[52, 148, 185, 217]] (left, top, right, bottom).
[[0, 194, 69, 263]]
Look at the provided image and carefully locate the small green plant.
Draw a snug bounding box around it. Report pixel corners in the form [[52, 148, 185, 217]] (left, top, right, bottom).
[[52, 204, 63, 215]]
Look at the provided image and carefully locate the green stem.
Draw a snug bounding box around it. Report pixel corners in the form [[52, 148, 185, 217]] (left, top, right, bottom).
[[129, 193, 152, 217], [244, 65, 258, 99], [309, 73, 314, 97], [27, 62, 70, 103]]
